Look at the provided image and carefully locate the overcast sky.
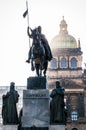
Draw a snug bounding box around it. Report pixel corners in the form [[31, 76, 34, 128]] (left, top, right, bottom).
[[0, 0, 86, 86]]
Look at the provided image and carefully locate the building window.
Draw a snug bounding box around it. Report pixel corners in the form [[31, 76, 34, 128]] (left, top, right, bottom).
[[50, 59, 57, 69], [61, 58, 67, 68], [71, 111, 78, 121], [70, 58, 77, 68]]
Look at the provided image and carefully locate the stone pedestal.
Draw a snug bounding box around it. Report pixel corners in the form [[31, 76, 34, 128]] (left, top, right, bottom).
[[22, 89, 50, 127], [2, 125, 18, 130], [21, 76, 50, 130], [49, 125, 65, 130], [21, 127, 48, 130], [27, 77, 46, 89]]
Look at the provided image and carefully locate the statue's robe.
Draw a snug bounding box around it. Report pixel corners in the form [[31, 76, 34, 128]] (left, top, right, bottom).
[[6, 90, 19, 124], [50, 86, 65, 124]]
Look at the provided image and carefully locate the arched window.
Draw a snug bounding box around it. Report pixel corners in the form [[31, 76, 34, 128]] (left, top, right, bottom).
[[50, 59, 57, 69], [70, 58, 77, 68], [61, 58, 67, 68], [71, 111, 78, 121]]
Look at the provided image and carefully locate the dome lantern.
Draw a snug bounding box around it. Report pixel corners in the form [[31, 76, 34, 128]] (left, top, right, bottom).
[[59, 16, 68, 35]]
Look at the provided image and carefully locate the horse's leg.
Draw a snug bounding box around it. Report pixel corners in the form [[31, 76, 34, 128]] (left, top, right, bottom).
[[31, 60, 35, 71], [39, 59, 44, 77], [39, 68, 42, 77], [39, 56, 45, 76], [43, 61, 48, 77], [35, 64, 40, 76]]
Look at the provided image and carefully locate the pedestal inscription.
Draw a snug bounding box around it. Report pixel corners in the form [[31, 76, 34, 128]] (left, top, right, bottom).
[[22, 89, 50, 127]]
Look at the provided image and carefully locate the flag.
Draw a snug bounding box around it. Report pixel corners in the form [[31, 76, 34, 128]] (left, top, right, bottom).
[[23, 9, 28, 18]]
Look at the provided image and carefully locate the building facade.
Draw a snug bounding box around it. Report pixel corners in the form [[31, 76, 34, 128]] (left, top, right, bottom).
[[47, 16, 86, 130]]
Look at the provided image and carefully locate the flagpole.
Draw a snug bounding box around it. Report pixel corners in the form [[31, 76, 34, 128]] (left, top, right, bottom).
[[26, 0, 31, 48]]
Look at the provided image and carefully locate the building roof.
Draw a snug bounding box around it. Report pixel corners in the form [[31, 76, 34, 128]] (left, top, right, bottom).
[[50, 16, 77, 49]]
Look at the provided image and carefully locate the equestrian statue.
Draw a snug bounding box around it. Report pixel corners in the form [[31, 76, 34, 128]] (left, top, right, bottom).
[[26, 26, 53, 77]]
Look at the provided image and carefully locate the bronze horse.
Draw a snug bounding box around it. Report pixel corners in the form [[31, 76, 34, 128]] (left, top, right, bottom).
[[26, 29, 48, 77]]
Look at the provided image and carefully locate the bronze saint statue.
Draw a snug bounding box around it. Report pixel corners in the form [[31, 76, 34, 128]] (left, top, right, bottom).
[[2, 82, 19, 125], [50, 81, 67, 125]]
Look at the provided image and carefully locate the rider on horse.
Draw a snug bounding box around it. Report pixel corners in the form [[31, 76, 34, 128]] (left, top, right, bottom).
[[26, 26, 53, 63], [26, 26, 53, 76]]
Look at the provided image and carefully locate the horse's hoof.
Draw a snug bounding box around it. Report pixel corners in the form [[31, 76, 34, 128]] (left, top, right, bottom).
[[31, 66, 35, 71], [26, 60, 30, 63]]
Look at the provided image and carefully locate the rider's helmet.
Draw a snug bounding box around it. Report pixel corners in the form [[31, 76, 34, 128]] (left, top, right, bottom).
[[38, 26, 42, 33]]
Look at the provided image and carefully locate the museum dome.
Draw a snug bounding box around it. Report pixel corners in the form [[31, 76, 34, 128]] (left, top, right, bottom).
[[51, 16, 77, 49]]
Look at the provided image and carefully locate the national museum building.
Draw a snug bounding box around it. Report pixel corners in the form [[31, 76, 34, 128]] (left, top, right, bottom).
[[0, 17, 86, 130], [47, 16, 86, 130]]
